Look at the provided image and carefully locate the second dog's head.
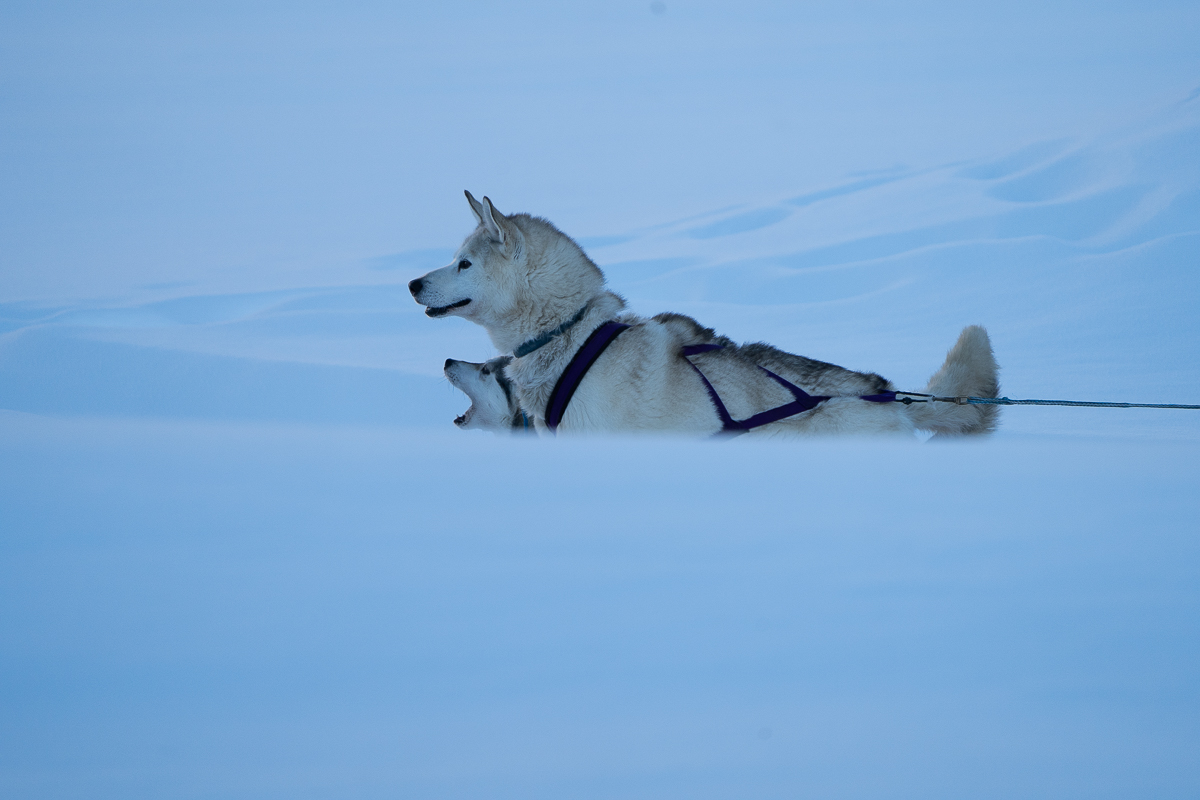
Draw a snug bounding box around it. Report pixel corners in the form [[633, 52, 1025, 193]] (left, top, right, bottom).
[[444, 355, 528, 433], [409, 191, 604, 351]]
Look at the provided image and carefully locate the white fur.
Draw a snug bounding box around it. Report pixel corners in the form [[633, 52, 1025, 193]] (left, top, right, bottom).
[[414, 193, 1000, 438]]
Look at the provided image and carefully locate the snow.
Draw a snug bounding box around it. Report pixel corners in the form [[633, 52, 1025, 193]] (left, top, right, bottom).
[[2, 3, 1199, 797]]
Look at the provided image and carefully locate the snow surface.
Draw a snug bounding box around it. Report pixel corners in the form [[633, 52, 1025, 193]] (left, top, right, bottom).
[[2, 3, 1199, 798]]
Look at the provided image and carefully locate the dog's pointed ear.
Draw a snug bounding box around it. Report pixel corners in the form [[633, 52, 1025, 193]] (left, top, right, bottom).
[[481, 196, 508, 244], [465, 190, 485, 225]]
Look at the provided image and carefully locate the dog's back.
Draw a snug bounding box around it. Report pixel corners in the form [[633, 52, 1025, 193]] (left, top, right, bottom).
[[636, 313, 911, 436], [737, 342, 893, 396]]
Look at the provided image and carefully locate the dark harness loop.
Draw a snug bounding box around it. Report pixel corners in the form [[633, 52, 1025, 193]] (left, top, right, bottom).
[[683, 344, 898, 436]]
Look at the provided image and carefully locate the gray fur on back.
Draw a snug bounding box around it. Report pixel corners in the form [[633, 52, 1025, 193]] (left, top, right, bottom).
[[737, 342, 893, 396], [652, 312, 893, 397]]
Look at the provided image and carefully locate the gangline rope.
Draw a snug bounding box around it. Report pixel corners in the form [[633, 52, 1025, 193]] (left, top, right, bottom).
[[892, 392, 1200, 410]]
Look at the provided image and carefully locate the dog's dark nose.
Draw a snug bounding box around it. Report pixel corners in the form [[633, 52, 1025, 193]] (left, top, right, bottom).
[[408, 278, 424, 297], [444, 358, 456, 369]]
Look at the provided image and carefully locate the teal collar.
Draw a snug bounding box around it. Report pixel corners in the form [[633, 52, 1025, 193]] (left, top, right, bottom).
[[513, 304, 589, 358]]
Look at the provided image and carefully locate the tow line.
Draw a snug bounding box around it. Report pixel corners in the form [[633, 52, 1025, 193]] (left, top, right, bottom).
[[892, 392, 1200, 410]]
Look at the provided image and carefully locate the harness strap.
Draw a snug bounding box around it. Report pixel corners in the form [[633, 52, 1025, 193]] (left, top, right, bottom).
[[684, 343, 877, 435], [545, 321, 630, 432], [738, 367, 830, 428], [860, 392, 899, 403], [681, 345, 742, 432]]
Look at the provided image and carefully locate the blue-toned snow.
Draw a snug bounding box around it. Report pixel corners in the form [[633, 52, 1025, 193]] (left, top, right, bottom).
[[2, 3, 1199, 798]]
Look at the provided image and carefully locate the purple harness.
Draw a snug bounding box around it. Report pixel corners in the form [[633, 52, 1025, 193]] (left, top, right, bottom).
[[545, 321, 630, 432], [544, 325, 896, 435], [682, 344, 898, 436]]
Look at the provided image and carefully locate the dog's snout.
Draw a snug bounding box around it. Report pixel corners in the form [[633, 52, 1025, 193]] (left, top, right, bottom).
[[408, 277, 424, 297], [444, 358, 457, 370]]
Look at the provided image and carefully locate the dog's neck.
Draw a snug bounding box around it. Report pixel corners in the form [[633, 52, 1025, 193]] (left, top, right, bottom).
[[491, 291, 625, 356], [512, 303, 590, 358]]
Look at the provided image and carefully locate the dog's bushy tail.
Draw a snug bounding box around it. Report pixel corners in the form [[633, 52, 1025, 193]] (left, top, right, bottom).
[[904, 325, 1000, 437]]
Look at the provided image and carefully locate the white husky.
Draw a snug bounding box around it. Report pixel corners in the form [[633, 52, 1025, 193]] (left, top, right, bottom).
[[412, 192, 999, 438]]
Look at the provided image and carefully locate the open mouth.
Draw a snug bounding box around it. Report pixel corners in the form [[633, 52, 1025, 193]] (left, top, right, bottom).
[[426, 298, 471, 318], [454, 407, 474, 427]]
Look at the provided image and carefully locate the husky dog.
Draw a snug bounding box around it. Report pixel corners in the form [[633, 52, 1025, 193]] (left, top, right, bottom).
[[444, 355, 531, 433], [411, 192, 999, 437]]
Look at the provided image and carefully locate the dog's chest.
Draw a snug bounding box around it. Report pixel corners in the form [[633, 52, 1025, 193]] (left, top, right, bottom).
[[507, 359, 557, 423]]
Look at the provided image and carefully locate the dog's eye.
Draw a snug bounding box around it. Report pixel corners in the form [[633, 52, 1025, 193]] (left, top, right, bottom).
[[458, 259, 471, 271], [480, 366, 490, 376]]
